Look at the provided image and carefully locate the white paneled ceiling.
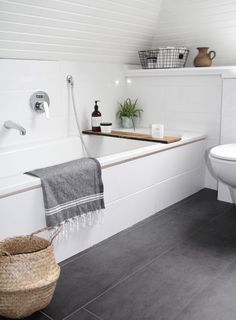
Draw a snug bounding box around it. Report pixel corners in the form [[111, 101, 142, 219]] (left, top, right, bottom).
[[0, 0, 162, 62], [153, 0, 236, 66]]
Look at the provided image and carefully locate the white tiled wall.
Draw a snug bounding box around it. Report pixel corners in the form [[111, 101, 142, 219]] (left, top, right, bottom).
[[218, 78, 236, 202], [221, 79, 236, 144], [126, 75, 223, 189], [0, 59, 126, 149], [0, 59, 225, 191]]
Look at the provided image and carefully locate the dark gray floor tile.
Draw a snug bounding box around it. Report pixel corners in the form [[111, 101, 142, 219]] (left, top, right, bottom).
[[86, 246, 235, 320], [170, 189, 232, 216], [187, 206, 236, 253], [66, 308, 102, 320], [175, 258, 236, 320], [160, 188, 232, 216], [0, 312, 48, 320], [44, 230, 160, 320], [86, 207, 236, 320]]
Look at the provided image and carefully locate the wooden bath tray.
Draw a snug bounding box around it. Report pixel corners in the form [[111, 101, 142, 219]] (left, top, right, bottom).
[[82, 130, 181, 144]]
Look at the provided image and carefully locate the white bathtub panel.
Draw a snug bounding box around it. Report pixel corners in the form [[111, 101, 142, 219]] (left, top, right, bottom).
[[0, 188, 45, 239], [53, 166, 204, 261], [0, 165, 203, 261], [103, 140, 205, 204]]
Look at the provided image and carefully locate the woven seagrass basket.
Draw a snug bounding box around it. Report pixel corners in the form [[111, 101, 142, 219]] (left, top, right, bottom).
[[0, 226, 62, 319]]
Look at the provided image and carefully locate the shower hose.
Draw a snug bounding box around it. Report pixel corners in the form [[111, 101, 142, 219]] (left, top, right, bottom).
[[66, 75, 90, 157]]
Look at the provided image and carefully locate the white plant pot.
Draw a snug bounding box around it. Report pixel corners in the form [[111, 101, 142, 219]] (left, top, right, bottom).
[[121, 117, 133, 129]]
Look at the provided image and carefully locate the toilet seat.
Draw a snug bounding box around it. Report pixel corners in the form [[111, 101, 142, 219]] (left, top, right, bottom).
[[210, 144, 236, 161]]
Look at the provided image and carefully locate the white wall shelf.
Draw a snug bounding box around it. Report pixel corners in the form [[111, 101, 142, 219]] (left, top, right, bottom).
[[125, 66, 236, 78]]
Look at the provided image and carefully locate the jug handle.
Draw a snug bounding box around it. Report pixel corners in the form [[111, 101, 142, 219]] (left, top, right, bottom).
[[209, 50, 216, 60]]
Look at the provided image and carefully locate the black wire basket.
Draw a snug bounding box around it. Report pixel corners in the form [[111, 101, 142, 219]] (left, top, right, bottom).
[[139, 47, 189, 69]]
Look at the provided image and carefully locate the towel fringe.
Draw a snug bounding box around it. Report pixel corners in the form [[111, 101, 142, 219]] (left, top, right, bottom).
[[54, 210, 105, 241]]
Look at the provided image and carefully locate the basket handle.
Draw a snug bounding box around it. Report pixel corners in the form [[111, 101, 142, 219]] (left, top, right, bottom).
[[0, 225, 62, 261], [30, 224, 63, 243]]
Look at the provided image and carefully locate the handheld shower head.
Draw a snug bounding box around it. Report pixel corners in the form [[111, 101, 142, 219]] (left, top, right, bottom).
[[66, 75, 74, 86]]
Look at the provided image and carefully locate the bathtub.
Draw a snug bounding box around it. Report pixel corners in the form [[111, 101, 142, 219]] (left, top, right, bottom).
[[0, 130, 206, 262]]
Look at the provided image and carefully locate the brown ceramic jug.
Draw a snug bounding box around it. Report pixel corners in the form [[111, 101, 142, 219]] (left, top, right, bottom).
[[193, 47, 216, 67]]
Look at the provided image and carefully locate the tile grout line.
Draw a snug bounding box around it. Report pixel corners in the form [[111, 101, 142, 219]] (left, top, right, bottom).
[[83, 307, 104, 320], [61, 204, 232, 320], [40, 310, 55, 320], [59, 205, 176, 267], [60, 190, 217, 268], [172, 255, 236, 320], [59, 208, 170, 267], [61, 246, 174, 320]]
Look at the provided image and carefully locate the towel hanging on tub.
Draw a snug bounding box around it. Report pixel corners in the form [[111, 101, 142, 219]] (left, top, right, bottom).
[[26, 158, 105, 227]]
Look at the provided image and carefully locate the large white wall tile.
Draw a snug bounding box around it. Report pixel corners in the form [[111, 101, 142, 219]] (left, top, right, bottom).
[[126, 75, 222, 189], [221, 79, 236, 144], [0, 59, 126, 149]]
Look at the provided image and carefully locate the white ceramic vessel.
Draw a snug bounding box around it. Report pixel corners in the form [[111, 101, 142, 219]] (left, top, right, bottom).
[[209, 143, 236, 204]]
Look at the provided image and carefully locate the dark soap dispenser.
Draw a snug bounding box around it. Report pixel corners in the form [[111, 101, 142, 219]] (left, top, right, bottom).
[[91, 100, 102, 132]]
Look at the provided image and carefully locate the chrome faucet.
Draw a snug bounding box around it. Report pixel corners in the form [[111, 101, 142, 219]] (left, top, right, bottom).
[[4, 121, 26, 135]]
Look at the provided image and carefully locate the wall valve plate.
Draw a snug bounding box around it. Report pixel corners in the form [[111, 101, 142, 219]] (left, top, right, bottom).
[[30, 91, 50, 114]]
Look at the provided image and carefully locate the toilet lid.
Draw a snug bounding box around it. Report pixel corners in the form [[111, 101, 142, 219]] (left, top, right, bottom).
[[210, 144, 236, 161]]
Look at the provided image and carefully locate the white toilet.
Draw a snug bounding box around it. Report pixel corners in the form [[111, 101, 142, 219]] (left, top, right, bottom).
[[209, 144, 236, 204]]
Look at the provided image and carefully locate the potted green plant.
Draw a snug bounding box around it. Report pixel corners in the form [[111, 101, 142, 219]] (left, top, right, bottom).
[[117, 98, 143, 129]]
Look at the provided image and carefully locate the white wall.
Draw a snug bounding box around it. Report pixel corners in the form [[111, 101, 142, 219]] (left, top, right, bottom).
[[218, 78, 236, 202], [126, 74, 223, 189], [153, 0, 236, 66], [0, 59, 126, 149], [0, 0, 162, 63], [0, 56, 229, 193], [0, 58, 225, 191]]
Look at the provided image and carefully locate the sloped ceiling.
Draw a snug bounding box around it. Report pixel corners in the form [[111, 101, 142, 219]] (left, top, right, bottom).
[[153, 0, 236, 66], [0, 0, 162, 62], [1, 0, 235, 66]]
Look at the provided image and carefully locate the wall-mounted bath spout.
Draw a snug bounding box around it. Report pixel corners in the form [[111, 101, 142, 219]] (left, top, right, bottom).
[[4, 121, 26, 135]]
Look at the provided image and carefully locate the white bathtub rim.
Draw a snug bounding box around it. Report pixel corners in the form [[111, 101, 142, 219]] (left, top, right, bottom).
[[0, 136, 80, 154], [99, 135, 206, 168], [0, 132, 206, 199]]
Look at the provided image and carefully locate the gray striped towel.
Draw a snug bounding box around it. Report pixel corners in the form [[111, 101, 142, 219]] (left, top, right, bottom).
[[26, 158, 105, 227]]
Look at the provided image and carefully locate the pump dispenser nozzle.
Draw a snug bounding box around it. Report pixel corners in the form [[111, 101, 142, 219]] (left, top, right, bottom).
[[94, 100, 100, 111]]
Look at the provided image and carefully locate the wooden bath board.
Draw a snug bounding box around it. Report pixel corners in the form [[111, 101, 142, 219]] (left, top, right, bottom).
[[82, 130, 181, 144]]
